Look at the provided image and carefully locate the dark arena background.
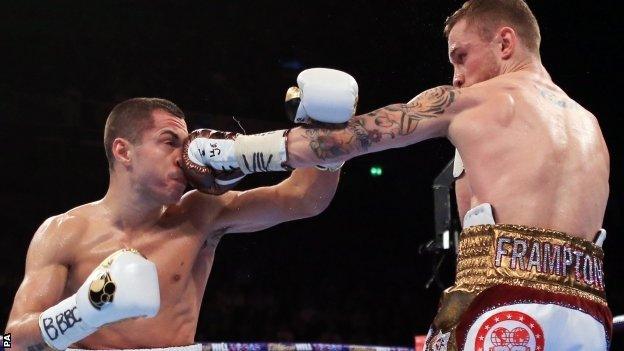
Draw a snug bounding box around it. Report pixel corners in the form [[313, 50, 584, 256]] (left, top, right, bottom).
[[1, 1, 622, 350]]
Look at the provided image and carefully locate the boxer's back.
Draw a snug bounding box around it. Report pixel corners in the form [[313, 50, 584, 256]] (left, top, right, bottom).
[[454, 71, 610, 240]]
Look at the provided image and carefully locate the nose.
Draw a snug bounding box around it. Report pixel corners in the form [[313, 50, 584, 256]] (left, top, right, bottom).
[[174, 149, 183, 169]]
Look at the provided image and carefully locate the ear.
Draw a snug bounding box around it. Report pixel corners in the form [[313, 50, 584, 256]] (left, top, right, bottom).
[[498, 26, 516, 60], [112, 138, 133, 167]]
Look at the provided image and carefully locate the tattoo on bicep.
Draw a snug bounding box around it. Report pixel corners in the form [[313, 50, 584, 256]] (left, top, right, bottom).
[[347, 118, 377, 148], [396, 85, 458, 135], [373, 113, 398, 139]]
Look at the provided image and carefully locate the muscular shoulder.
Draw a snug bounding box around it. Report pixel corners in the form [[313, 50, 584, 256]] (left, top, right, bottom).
[[39, 209, 90, 240], [30, 206, 93, 264], [444, 82, 515, 144], [467, 77, 518, 105]]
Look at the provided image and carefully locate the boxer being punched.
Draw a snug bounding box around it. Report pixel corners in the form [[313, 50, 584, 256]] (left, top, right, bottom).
[[4, 83, 354, 350], [195, 1, 612, 349]]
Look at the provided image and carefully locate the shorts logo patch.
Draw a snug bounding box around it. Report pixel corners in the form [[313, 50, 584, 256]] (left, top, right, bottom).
[[474, 311, 544, 351]]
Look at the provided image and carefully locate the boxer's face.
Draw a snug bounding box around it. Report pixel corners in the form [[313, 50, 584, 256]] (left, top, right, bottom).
[[447, 19, 501, 88], [131, 109, 189, 205]]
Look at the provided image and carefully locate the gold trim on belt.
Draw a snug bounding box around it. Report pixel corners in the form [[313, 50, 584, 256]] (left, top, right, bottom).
[[451, 224, 607, 305]]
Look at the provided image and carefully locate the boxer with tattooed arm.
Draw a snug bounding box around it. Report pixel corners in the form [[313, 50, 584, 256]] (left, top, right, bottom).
[[190, 1, 612, 349]]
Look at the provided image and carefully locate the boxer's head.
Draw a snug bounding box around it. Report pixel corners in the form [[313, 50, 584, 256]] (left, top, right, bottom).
[[104, 98, 189, 204], [444, 0, 541, 88]]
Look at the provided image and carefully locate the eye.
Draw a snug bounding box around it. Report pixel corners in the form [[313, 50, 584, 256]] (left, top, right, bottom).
[[458, 53, 467, 63]]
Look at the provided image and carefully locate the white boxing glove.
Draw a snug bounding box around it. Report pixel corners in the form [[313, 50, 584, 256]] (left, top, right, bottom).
[[187, 129, 291, 175], [187, 128, 343, 173], [285, 68, 358, 124], [186, 68, 358, 175], [39, 249, 160, 350], [285, 68, 356, 171]]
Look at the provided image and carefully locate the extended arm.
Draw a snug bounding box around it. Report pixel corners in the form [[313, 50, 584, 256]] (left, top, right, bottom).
[[184, 167, 339, 234], [286, 85, 475, 167]]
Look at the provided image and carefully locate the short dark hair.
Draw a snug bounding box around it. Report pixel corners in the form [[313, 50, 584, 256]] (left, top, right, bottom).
[[444, 0, 541, 54], [104, 97, 185, 169]]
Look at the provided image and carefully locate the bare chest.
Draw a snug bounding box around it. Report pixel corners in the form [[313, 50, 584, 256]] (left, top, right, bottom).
[[65, 224, 216, 306]]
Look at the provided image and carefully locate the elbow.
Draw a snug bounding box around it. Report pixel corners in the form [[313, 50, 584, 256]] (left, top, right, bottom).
[[296, 196, 332, 219], [284, 189, 333, 219], [4, 322, 30, 350], [301, 198, 331, 218], [278, 169, 339, 219], [5, 311, 50, 349], [4, 318, 19, 337], [300, 181, 338, 217]]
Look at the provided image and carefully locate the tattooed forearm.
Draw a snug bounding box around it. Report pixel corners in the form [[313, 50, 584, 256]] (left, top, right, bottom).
[[302, 85, 459, 161], [303, 126, 351, 160], [302, 118, 381, 160], [346, 118, 376, 149]]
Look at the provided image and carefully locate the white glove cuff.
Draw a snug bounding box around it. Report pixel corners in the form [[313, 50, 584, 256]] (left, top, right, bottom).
[[234, 130, 289, 173], [39, 295, 97, 351], [315, 161, 345, 172]]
